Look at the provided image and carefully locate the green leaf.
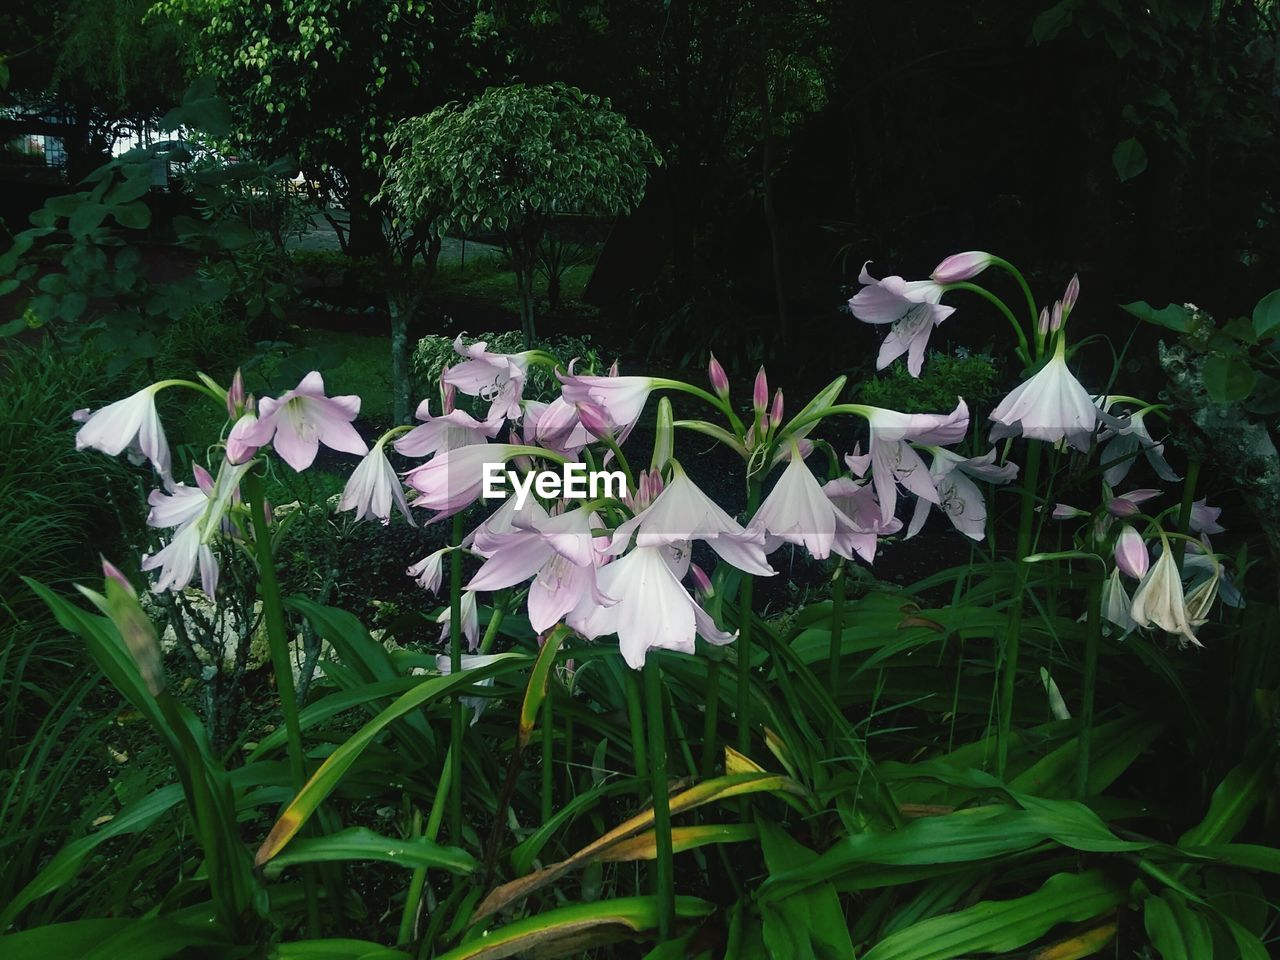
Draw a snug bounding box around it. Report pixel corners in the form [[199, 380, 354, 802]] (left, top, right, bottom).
[[519, 624, 568, 748], [1251, 289, 1280, 339], [256, 654, 529, 865], [1202, 354, 1256, 403], [262, 826, 475, 877], [0, 785, 184, 928], [436, 896, 715, 960], [1113, 137, 1148, 181], [110, 201, 151, 230], [273, 941, 410, 960], [758, 818, 855, 960], [1120, 301, 1191, 332], [859, 870, 1125, 960]]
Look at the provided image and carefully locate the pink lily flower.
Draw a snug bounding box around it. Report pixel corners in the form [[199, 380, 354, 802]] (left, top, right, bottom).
[[1189, 498, 1225, 537], [75, 384, 171, 479], [437, 590, 479, 651], [931, 251, 994, 284], [848, 262, 955, 377], [1097, 406, 1179, 486], [146, 463, 214, 530], [989, 339, 1097, 451], [1114, 525, 1149, 579], [141, 461, 247, 596], [749, 446, 867, 560], [467, 507, 612, 633], [846, 401, 970, 525], [610, 462, 774, 576], [241, 372, 368, 472], [570, 545, 734, 669], [339, 441, 414, 525], [441, 335, 530, 422], [822, 478, 901, 563], [525, 397, 592, 456], [559, 372, 654, 445], [403, 443, 532, 519], [393, 398, 502, 459], [907, 448, 1017, 541]]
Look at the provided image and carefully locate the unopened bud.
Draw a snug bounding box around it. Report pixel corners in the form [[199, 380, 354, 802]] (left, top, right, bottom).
[[769, 389, 784, 429], [690, 563, 714, 599], [753, 368, 768, 413], [1062, 274, 1080, 317], [708, 353, 729, 399], [226, 369, 245, 418], [931, 250, 994, 284]]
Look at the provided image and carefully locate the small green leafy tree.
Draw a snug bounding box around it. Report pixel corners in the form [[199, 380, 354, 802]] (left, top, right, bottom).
[[381, 82, 659, 346]]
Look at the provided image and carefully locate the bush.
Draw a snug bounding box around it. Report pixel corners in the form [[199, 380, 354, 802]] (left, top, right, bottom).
[[855, 349, 999, 413], [411, 330, 601, 403]]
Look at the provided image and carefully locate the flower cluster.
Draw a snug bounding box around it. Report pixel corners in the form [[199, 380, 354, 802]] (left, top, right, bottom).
[[73, 254, 1238, 671]]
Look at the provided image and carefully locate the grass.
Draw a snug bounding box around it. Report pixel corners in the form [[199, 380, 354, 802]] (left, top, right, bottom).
[[432, 252, 595, 314]]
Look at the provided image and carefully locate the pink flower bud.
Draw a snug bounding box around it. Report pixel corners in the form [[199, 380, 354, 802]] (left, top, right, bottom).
[[1051, 503, 1088, 520], [753, 367, 768, 413], [1050, 300, 1063, 333], [1107, 488, 1161, 518], [689, 563, 714, 599], [708, 353, 729, 399], [576, 401, 612, 440], [1062, 274, 1080, 317], [744, 422, 757, 451], [1038, 307, 1050, 337], [192, 463, 215, 494], [226, 369, 245, 418], [1114, 525, 1149, 579], [440, 364, 456, 414], [931, 250, 994, 284], [770, 389, 784, 428], [102, 558, 135, 597], [226, 412, 261, 465]]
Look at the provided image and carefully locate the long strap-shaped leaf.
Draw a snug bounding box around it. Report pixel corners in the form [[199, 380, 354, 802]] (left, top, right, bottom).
[[256, 653, 528, 866], [438, 896, 715, 960], [473, 770, 805, 922], [261, 826, 476, 877]]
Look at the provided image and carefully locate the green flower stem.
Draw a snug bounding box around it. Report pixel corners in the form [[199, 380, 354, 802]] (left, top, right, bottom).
[[737, 481, 762, 754], [597, 432, 634, 490], [625, 667, 648, 779], [243, 467, 317, 934], [1075, 570, 1102, 799], [541, 693, 554, 824], [644, 657, 675, 939], [949, 281, 1032, 369], [477, 589, 510, 655], [655, 378, 745, 437], [997, 440, 1041, 778], [1175, 457, 1202, 573], [828, 560, 847, 696], [399, 746, 454, 946], [990, 256, 1040, 334], [701, 659, 722, 779], [448, 512, 464, 843]]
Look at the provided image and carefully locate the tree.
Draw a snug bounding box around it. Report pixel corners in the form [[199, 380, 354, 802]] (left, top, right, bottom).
[[381, 82, 658, 346], [152, 0, 485, 256]]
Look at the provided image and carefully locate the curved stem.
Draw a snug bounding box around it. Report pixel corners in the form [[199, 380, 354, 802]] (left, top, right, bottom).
[[989, 256, 1039, 332], [949, 281, 1032, 368], [1174, 458, 1202, 573]]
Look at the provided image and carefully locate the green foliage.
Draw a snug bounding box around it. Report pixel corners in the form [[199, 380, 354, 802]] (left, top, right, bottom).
[[412, 330, 600, 403], [855, 351, 999, 413]]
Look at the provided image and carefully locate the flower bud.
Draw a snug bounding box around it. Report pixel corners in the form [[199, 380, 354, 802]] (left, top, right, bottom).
[[440, 364, 456, 414], [769, 389, 784, 429], [753, 367, 768, 413], [1062, 273, 1080, 317], [689, 563, 714, 599], [1050, 300, 1063, 333], [1038, 306, 1050, 337], [931, 250, 994, 284], [1051, 503, 1088, 519], [1107, 488, 1161, 519], [226, 369, 245, 418], [192, 463, 215, 495], [226, 412, 261, 465], [708, 353, 729, 399], [1114, 525, 1149, 579], [576, 401, 612, 440]]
